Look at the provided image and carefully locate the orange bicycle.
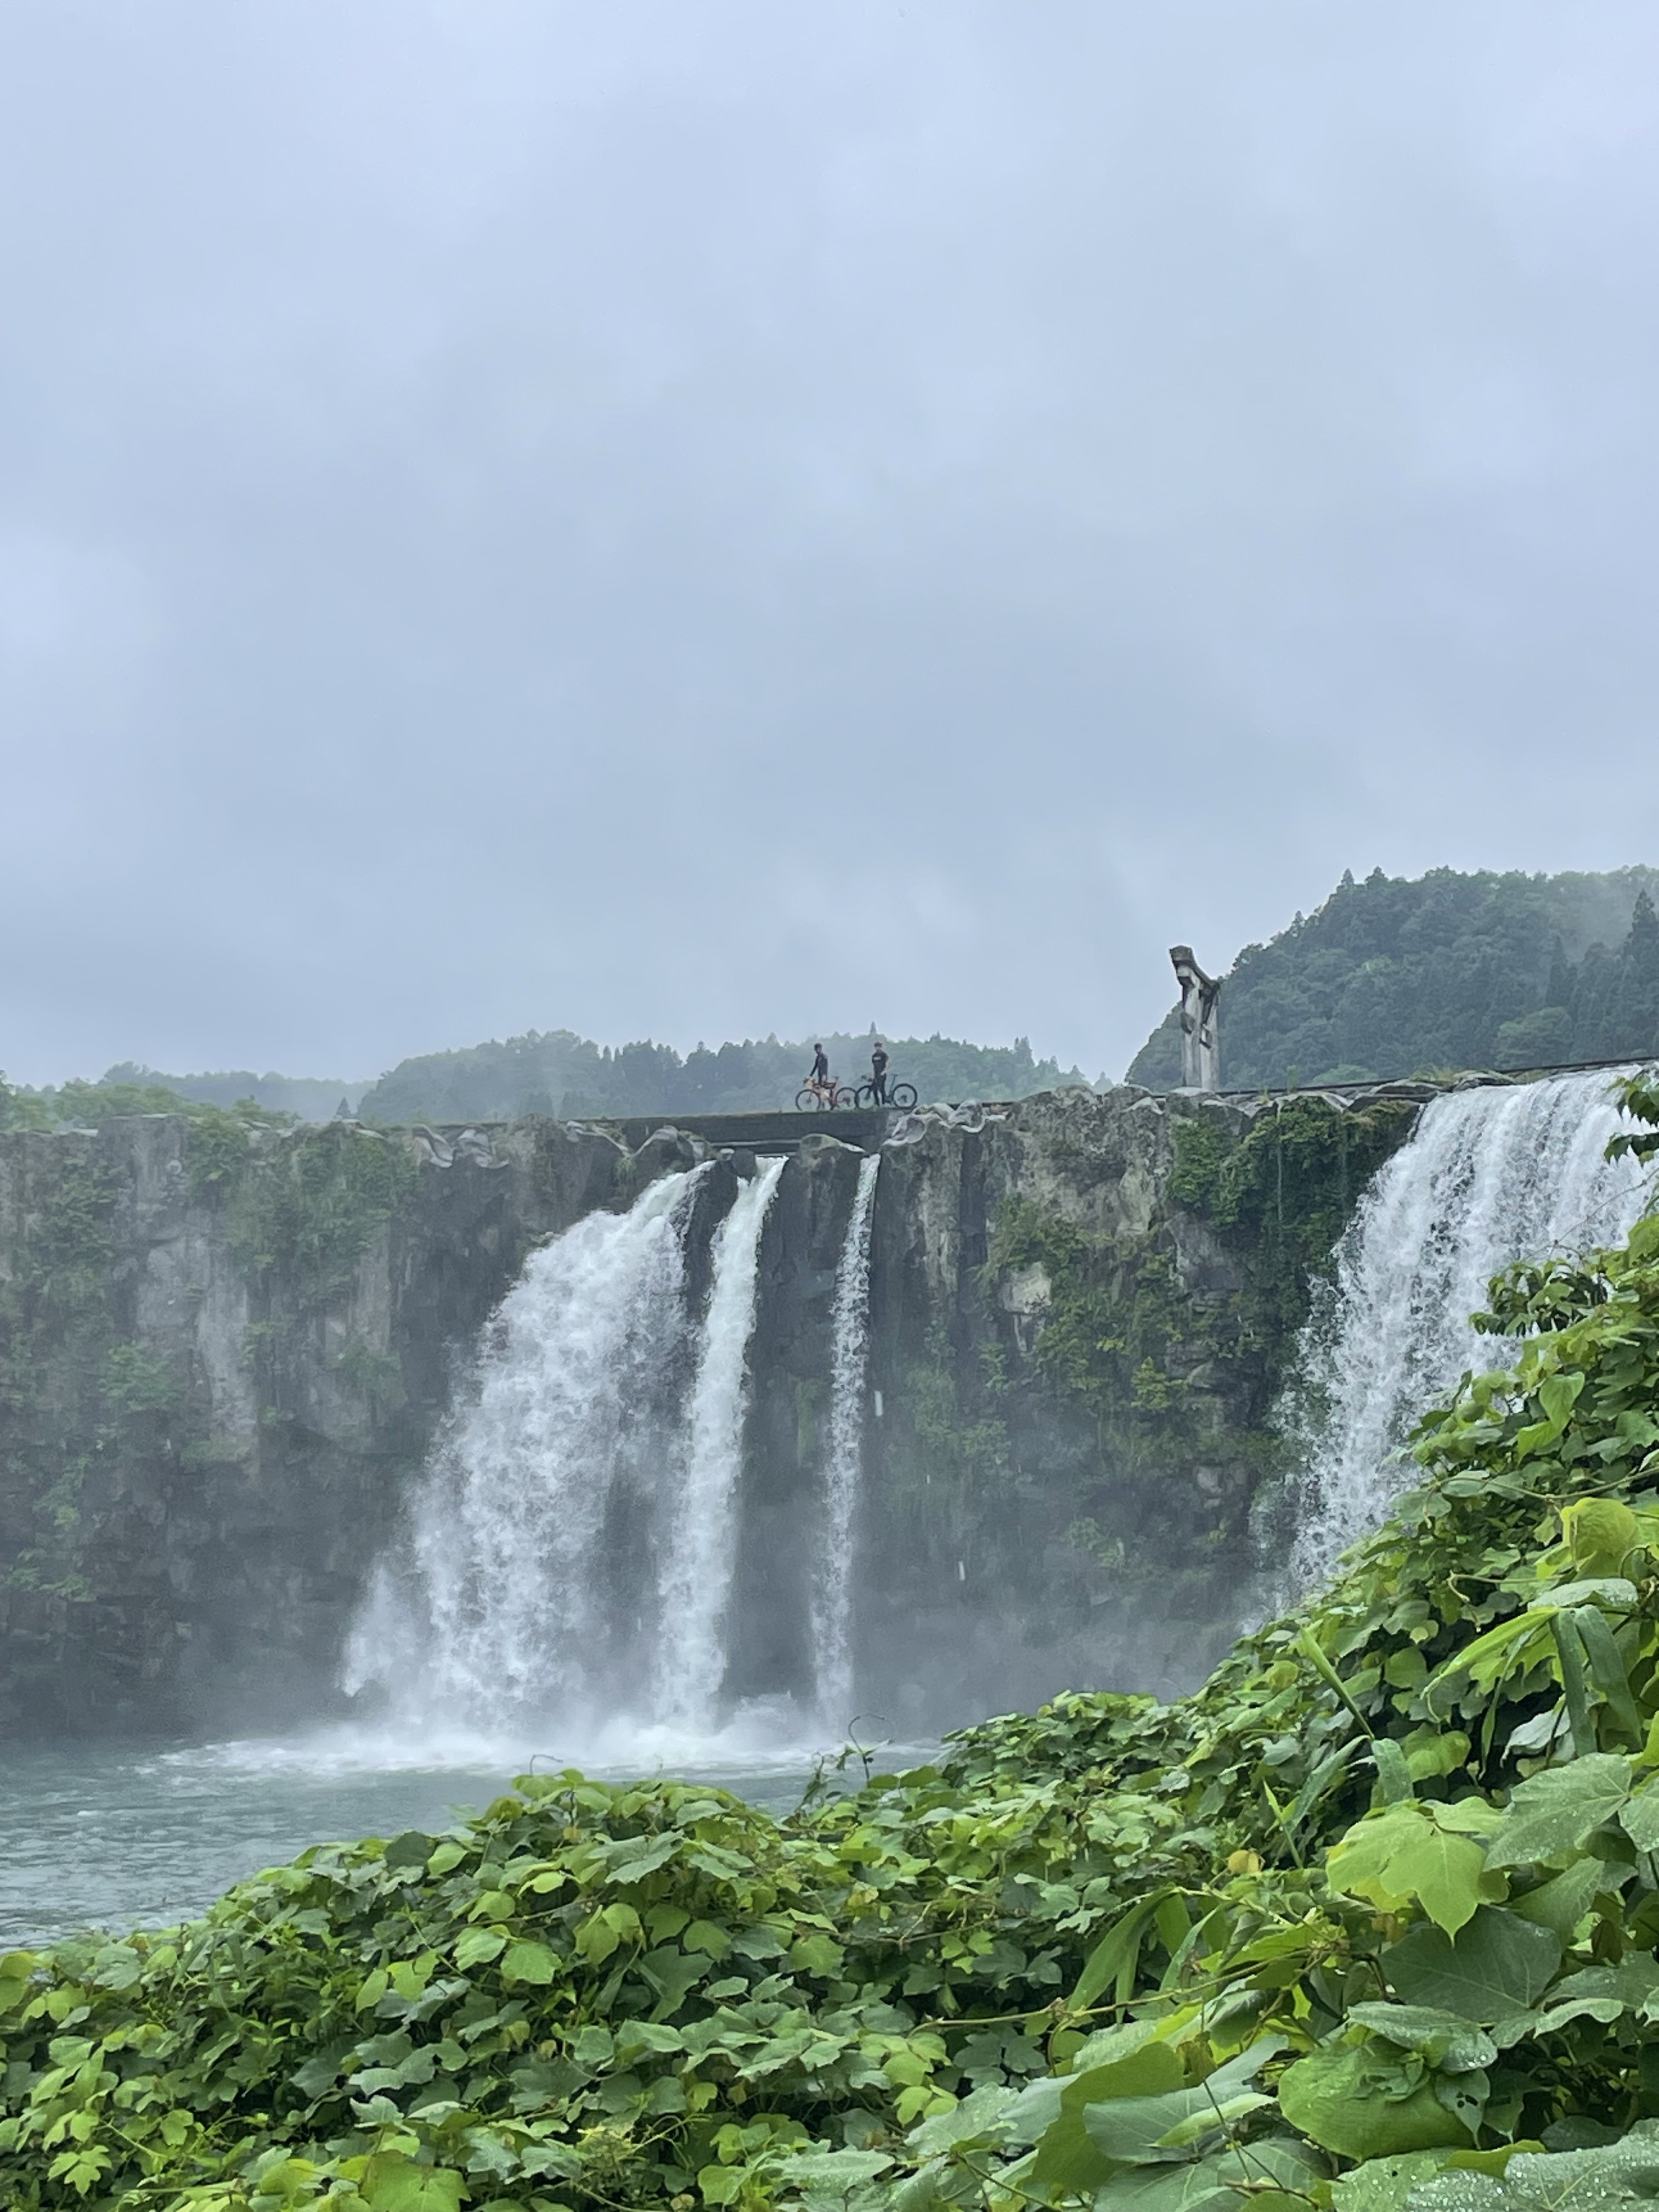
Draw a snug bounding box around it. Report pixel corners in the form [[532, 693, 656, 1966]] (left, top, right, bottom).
[[794, 1078, 859, 1110]]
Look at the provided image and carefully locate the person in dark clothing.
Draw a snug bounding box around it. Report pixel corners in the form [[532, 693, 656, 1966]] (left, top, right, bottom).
[[870, 1040, 889, 1105], [808, 1042, 831, 1094]]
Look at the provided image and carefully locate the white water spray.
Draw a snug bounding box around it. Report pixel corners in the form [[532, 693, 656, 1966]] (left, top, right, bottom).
[[344, 1168, 704, 1732], [654, 1156, 787, 1730], [1285, 1071, 1650, 1585], [812, 1152, 881, 1725]]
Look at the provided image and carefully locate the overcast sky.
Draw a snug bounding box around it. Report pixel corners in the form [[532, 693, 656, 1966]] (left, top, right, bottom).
[[3, 2, 1658, 1086]]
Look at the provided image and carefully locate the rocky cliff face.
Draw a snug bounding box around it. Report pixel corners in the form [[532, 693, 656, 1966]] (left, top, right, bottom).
[[0, 1087, 1419, 1737], [0, 1115, 703, 1734], [732, 1086, 1420, 1728]]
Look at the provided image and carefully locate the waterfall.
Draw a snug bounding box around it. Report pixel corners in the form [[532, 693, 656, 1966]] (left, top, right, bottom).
[[345, 1151, 800, 1759], [811, 1152, 881, 1726], [1284, 1071, 1651, 1587], [344, 1167, 706, 1734], [653, 1156, 787, 1730]]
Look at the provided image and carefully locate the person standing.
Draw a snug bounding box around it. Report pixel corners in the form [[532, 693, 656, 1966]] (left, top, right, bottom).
[[870, 1040, 889, 1105], [808, 1042, 831, 1097]]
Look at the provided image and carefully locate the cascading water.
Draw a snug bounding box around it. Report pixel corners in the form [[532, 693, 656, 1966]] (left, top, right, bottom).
[[345, 1153, 797, 1760], [1284, 1070, 1651, 1587], [811, 1151, 881, 1726], [344, 1167, 706, 1737], [653, 1156, 787, 1731]]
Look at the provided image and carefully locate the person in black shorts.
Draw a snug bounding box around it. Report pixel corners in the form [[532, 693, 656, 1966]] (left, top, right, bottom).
[[870, 1040, 889, 1105]]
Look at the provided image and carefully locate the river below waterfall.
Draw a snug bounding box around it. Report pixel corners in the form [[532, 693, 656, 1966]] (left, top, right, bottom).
[[0, 1733, 901, 1951]]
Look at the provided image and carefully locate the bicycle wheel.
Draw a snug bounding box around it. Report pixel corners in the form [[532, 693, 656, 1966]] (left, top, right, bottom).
[[889, 1083, 917, 1109], [795, 1088, 827, 1111], [849, 1083, 876, 1109]]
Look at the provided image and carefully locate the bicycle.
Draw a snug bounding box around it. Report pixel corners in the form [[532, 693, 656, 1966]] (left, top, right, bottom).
[[794, 1080, 860, 1110], [852, 1079, 917, 1110]]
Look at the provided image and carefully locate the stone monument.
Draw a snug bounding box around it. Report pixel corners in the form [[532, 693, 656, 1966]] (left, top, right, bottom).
[[1170, 945, 1221, 1091]]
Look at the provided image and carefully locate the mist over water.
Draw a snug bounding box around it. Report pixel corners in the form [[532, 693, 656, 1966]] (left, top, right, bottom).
[[1283, 1071, 1651, 1587], [343, 1149, 883, 1773]]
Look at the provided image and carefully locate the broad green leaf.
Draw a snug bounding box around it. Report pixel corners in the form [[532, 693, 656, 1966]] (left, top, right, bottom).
[[1485, 1756, 1632, 1867], [1335, 2150, 1543, 2212], [1385, 1907, 1561, 2023], [499, 1939, 557, 1987], [1278, 2047, 1471, 2160], [1573, 1607, 1644, 1745], [1529, 1579, 1640, 1612], [906, 2083, 1020, 2157], [1406, 1731, 1472, 1785], [1507, 1857, 1604, 1942], [1534, 1957, 1659, 2029], [1621, 1777, 1659, 1854], [1425, 1615, 1554, 1712], [360, 2153, 464, 2211], [777, 2147, 895, 2193], [1090, 2140, 1324, 2212], [1005, 2031, 1181, 2148], [1071, 1897, 1160, 2010], [88, 1944, 143, 1991], [684, 1918, 733, 1958], [1081, 2085, 1271, 2164], [1328, 1805, 1489, 1934], [453, 1927, 505, 1971], [1408, 2124, 1659, 2212], [382, 1830, 433, 1872], [1346, 2003, 1497, 2072]]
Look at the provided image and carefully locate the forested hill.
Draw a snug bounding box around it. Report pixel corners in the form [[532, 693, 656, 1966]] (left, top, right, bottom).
[[356, 1029, 1087, 1123], [1128, 864, 1659, 1091]]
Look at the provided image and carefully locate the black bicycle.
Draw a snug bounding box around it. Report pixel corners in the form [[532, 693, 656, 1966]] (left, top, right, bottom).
[[851, 1079, 917, 1110]]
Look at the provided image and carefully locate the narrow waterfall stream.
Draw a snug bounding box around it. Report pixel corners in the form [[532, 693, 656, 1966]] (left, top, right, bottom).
[[344, 1149, 863, 1764], [1283, 1070, 1651, 1585], [811, 1150, 881, 1728], [654, 1156, 787, 1730]]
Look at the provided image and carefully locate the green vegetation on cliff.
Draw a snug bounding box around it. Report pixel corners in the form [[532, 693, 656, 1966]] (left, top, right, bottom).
[[929, 1096, 1418, 1612], [0, 1073, 233, 1132], [5, 1091, 1659, 2204], [1128, 866, 1659, 1090]]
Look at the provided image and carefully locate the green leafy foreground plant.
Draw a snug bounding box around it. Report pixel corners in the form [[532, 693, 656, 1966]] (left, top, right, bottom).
[[4, 1082, 1659, 2211]]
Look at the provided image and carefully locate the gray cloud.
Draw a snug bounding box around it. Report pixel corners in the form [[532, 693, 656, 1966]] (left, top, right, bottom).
[[2, 1, 1658, 1085]]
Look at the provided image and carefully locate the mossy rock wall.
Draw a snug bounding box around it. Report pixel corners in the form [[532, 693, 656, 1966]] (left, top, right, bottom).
[[855, 1087, 1419, 1726], [0, 1115, 646, 1735]]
